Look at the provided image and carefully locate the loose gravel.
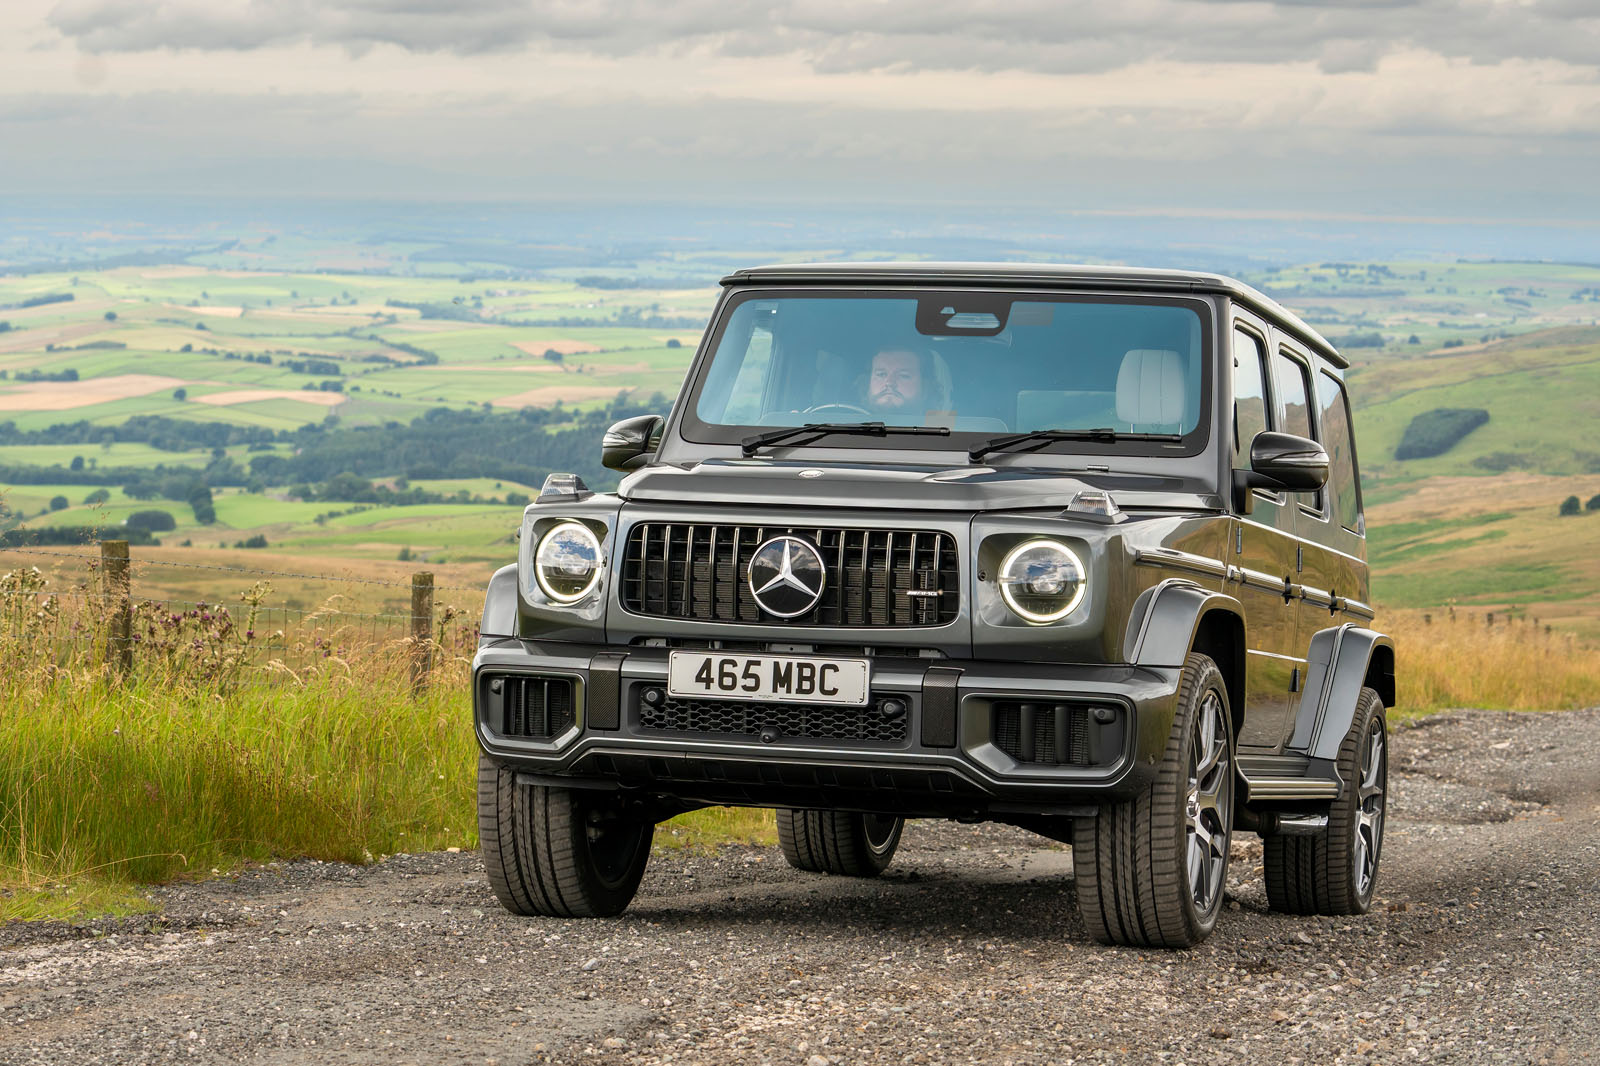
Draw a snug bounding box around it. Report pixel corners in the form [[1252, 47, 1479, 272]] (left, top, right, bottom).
[[4, 707, 1598, 1065]]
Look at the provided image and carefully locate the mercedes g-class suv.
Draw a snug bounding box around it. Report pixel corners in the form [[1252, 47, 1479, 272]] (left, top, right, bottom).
[[473, 263, 1394, 948]]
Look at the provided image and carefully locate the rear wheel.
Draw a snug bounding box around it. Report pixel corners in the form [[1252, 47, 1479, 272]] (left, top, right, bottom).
[[1072, 653, 1235, 948], [1264, 688, 1387, 915], [777, 809, 903, 877], [478, 754, 654, 917]]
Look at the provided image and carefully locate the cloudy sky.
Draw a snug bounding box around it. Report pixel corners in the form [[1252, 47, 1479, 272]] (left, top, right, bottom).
[[3, 0, 1598, 223]]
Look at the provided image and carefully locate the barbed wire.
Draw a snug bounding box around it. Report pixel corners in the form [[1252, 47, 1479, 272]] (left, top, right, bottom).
[[0, 546, 484, 593]]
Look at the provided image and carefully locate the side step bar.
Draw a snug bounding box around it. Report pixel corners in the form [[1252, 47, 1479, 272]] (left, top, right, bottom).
[[1237, 752, 1342, 802], [1244, 777, 1340, 801]]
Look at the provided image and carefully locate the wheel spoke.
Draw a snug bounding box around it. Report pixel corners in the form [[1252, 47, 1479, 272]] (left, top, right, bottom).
[[1194, 696, 1224, 780], [1361, 730, 1384, 796]]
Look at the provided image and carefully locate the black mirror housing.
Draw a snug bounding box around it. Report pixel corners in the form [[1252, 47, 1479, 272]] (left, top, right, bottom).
[[602, 414, 665, 472], [1232, 431, 1329, 513]]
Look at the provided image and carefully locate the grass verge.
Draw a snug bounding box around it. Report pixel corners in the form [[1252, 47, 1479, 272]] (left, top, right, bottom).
[[1385, 608, 1600, 717]]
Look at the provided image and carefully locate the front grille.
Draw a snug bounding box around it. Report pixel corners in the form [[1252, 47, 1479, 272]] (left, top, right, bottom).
[[499, 676, 575, 739], [621, 523, 958, 627], [994, 702, 1091, 765], [639, 693, 908, 744], [629, 637, 946, 659]]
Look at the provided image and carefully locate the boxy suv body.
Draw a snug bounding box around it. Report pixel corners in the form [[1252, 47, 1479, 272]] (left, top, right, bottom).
[[473, 263, 1395, 947]]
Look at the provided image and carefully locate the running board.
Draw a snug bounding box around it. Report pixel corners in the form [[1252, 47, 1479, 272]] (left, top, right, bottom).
[[1237, 752, 1342, 802], [1244, 777, 1339, 801]]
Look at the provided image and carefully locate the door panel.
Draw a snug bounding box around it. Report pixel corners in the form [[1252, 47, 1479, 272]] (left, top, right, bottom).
[[1229, 322, 1300, 751]]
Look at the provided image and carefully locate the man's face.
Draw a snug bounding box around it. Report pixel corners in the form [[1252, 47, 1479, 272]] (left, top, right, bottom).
[[868, 349, 923, 411]]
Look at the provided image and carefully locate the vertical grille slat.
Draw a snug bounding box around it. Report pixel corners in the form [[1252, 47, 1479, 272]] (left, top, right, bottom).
[[621, 522, 957, 627]]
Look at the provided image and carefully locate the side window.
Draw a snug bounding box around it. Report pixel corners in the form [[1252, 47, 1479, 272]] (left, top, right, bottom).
[[1316, 371, 1364, 534], [1271, 350, 1321, 510], [705, 325, 774, 424], [1231, 328, 1271, 468]]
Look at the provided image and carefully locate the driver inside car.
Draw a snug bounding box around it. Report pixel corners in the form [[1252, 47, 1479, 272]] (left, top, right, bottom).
[[858, 345, 952, 425], [866, 347, 925, 414]]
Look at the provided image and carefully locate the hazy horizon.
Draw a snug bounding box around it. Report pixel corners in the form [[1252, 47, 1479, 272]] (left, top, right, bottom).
[[4, 0, 1598, 246]]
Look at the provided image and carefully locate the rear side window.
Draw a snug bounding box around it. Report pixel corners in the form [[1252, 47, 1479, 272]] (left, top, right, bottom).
[[1231, 328, 1270, 467], [1316, 371, 1364, 534], [1271, 350, 1320, 509]]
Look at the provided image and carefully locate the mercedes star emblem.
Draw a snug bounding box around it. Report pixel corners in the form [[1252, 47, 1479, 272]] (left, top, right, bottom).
[[747, 535, 826, 618]]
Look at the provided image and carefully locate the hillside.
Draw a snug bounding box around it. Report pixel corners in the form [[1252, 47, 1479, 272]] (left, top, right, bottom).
[[1350, 326, 1600, 485]]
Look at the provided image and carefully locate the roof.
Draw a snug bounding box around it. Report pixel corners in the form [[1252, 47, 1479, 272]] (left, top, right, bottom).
[[720, 261, 1345, 368]]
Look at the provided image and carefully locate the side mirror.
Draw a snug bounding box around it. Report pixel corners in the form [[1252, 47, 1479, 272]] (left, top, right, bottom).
[[601, 414, 664, 472], [1232, 431, 1328, 514]]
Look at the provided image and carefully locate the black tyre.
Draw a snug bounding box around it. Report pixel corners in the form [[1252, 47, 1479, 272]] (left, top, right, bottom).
[[776, 809, 903, 877], [1264, 688, 1387, 916], [1072, 653, 1235, 948], [477, 753, 654, 917]]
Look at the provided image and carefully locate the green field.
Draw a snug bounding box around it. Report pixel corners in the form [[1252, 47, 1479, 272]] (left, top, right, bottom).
[[7, 258, 1600, 635], [0, 266, 709, 433]]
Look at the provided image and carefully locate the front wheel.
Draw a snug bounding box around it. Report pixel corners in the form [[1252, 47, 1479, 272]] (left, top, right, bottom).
[[1264, 688, 1387, 915], [1072, 653, 1235, 948], [777, 809, 903, 877], [478, 754, 654, 917]]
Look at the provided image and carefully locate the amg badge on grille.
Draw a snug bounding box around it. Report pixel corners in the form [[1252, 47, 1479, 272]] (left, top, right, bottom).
[[747, 535, 826, 618]]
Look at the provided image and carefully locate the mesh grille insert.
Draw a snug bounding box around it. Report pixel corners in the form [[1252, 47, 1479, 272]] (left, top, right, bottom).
[[639, 693, 907, 744], [620, 523, 958, 627]]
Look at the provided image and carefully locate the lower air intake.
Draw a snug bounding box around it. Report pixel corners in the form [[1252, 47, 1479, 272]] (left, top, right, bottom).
[[498, 676, 575, 740], [994, 702, 1091, 765]]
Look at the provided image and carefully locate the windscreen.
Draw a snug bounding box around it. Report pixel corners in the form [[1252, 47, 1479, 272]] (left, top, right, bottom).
[[688, 291, 1208, 451]]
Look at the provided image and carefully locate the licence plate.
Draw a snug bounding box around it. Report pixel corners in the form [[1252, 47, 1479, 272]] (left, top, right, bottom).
[[667, 652, 870, 706]]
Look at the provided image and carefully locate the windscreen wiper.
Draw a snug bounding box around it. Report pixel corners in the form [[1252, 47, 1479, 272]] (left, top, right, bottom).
[[968, 428, 1182, 463], [741, 422, 951, 457]]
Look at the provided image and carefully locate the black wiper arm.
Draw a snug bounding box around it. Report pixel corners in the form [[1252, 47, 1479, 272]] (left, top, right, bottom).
[[741, 422, 950, 457], [968, 427, 1179, 463]]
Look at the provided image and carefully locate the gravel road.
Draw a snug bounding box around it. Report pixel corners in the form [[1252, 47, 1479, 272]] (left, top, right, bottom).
[[4, 707, 1598, 1065]]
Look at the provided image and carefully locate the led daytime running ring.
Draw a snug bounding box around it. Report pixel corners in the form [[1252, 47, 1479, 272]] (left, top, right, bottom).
[[998, 538, 1086, 623], [534, 520, 603, 604]]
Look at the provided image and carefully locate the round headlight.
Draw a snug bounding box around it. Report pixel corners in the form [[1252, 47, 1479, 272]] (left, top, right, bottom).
[[534, 521, 603, 603], [998, 539, 1086, 623]]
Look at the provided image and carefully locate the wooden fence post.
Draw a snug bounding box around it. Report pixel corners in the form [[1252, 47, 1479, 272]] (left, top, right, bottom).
[[410, 571, 434, 695], [102, 539, 132, 678]]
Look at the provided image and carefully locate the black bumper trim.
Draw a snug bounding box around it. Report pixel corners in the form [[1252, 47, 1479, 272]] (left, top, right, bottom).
[[586, 652, 626, 729], [920, 666, 963, 748]]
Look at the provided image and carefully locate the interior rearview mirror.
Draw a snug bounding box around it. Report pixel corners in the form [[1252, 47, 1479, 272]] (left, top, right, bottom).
[[601, 414, 665, 472]]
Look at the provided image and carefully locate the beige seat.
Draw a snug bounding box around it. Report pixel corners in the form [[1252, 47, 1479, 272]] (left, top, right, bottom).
[[1116, 349, 1185, 431]]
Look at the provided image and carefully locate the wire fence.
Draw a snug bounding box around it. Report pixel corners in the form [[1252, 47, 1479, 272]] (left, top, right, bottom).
[[0, 540, 483, 690]]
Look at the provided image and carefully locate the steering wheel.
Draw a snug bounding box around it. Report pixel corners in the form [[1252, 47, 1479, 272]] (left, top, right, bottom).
[[801, 403, 872, 418]]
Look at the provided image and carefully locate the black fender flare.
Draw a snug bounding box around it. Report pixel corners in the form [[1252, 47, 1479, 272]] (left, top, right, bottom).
[[1124, 579, 1244, 668], [1288, 624, 1395, 762], [480, 563, 519, 637]]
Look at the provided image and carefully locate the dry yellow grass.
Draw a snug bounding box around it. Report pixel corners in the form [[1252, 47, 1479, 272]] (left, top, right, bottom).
[[1383, 607, 1600, 716]]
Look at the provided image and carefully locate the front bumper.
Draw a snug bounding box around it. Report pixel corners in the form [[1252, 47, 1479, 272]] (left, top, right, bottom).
[[473, 638, 1182, 819]]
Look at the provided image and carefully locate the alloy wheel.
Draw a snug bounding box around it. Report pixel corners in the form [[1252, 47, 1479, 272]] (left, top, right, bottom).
[[1185, 690, 1232, 913], [1354, 717, 1386, 897]]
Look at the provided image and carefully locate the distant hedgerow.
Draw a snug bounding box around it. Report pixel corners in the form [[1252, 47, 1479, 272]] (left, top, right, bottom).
[[1395, 408, 1489, 461]]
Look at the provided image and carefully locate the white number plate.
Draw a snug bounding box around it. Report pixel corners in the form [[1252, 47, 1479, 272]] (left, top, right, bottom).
[[667, 652, 870, 706]]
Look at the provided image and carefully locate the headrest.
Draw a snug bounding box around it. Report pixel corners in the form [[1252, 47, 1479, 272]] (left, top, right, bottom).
[[1116, 349, 1184, 426]]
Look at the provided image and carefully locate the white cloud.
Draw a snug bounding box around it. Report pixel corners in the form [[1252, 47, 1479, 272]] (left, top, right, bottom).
[[0, 0, 1591, 219]]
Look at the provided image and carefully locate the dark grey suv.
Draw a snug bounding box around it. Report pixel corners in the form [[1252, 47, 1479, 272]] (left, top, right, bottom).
[[473, 263, 1395, 948]]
